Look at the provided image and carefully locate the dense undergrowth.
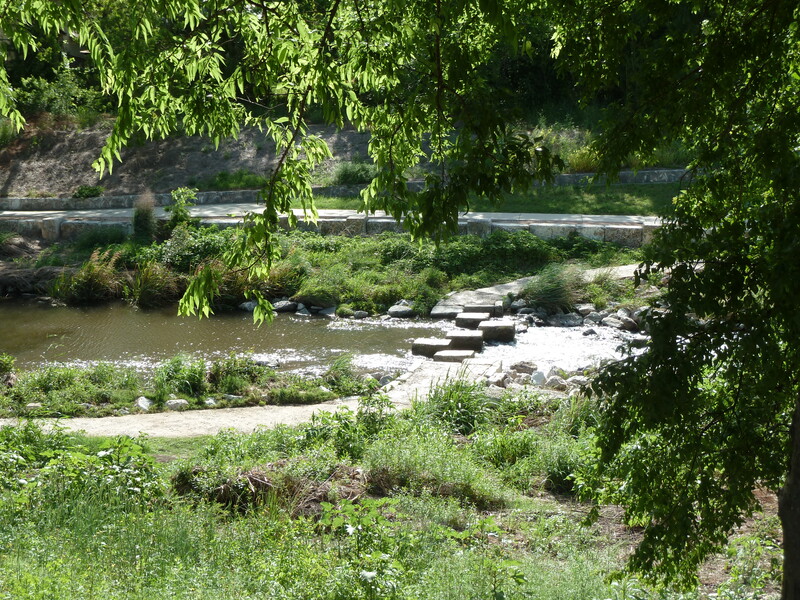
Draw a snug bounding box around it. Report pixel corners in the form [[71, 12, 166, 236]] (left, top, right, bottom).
[[33, 214, 641, 315], [0, 353, 375, 419], [0, 379, 780, 599]]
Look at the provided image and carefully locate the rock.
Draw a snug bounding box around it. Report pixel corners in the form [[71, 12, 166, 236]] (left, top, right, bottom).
[[446, 330, 484, 351], [616, 308, 632, 319], [584, 311, 604, 323], [574, 303, 596, 316], [353, 310, 369, 320], [273, 300, 298, 313], [619, 316, 639, 331], [318, 306, 336, 318], [238, 300, 257, 312], [25, 402, 43, 410], [544, 376, 568, 391], [583, 328, 598, 336], [510, 361, 537, 374], [388, 304, 417, 318], [511, 372, 531, 385], [547, 313, 584, 327], [309, 306, 324, 314], [517, 307, 536, 315], [379, 375, 393, 387], [527, 315, 546, 327], [296, 307, 312, 316], [566, 375, 590, 388], [204, 398, 217, 407], [509, 299, 528, 312], [433, 350, 476, 362], [601, 315, 625, 329], [223, 394, 243, 400], [134, 396, 152, 411], [530, 371, 547, 385], [165, 398, 190, 410], [116, 408, 130, 416], [486, 372, 509, 387]]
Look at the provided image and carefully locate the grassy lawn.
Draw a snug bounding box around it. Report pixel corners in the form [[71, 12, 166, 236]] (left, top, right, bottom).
[[307, 182, 681, 216]]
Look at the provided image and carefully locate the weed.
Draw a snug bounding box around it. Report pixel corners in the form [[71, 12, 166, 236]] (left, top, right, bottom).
[[164, 186, 197, 230], [0, 353, 14, 376], [331, 160, 376, 185], [127, 260, 184, 308], [521, 263, 585, 313], [51, 249, 124, 305], [132, 192, 157, 243], [415, 378, 496, 435], [151, 354, 208, 402], [195, 169, 268, 191]]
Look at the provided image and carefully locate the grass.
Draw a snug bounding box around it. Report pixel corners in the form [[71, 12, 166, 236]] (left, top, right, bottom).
[[304, 182, 681, 216], [0, 381, 781, 600]]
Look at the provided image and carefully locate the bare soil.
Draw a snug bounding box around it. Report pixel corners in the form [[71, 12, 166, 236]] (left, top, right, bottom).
[[0, 121, 370, 198]]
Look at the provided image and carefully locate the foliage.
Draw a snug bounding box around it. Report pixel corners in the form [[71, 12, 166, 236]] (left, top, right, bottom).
[[72, 184, 104, 199], [164, 187, 197, 230], [51, 249, 124, 305], [0, 353, 15, 376], [132, 194, 157, 243], [521, 263, 585, 313], [553, 0, 800, 590], [194, 169, 268, 191], [127, 260, 184, 308], [151, 354, 208, 402], [414, 378, 496, 436], [330, 161, 376, 185]]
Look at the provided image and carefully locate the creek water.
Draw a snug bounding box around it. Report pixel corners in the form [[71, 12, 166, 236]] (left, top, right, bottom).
[[0, 300, 640, 375]]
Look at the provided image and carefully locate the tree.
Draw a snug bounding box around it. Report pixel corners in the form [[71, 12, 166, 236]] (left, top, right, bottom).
[[553, 0, 800, 594]]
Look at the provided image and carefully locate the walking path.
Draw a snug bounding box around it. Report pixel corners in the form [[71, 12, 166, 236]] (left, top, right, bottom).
[[1, 202, 661, 246]]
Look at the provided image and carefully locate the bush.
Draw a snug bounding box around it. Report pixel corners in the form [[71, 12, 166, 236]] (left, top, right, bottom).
[[521, 263, 585, 313], [208, 354, 274, 390], [164, 187, 197, 230], [195, 169, 268, 191], [132, 193, 157, 243], [72, 226, 128, 251], [51, 249, 124, 305], [0, 354, 14, 377], [72, 185, 104, 199], [331, 161, 376, 185], [127, 261, 184, 308]]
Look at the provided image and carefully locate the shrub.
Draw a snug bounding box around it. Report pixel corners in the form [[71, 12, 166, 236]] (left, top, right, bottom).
[[322, 353, 377, 397], [72, 225, 128, 251], [72, 184, 104, 199], [132, 193, 157, 243], [331, 161, 376, 185], [127, 261, 184, 308], [208, 354, 274, 390], [0, 354, 14, 377], [521, 263, 585, 313], [51, 249, 124, 305], [195, 169, 268, 191], [164, 187, 197, 230]]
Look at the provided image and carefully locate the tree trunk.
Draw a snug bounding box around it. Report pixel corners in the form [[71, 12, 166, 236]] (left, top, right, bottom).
[[780, 392, 800, 600]]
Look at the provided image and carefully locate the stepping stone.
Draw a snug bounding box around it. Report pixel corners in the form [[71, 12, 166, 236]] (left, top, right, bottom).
[[433, 350, 476, 363], [478, 320, 516, 342], [430, 304, 463, 319], [464, 302, 505, 318], [455, 312, 491, 329], [412, 338, 452, 357], [446, 330, 484, 352]]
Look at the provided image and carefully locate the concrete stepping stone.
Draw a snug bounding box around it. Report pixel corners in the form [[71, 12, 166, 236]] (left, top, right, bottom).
[[446, 330, 484, 352], [412, 338, 452, 357], [464, 302, 504, 317], [430, 305, 463, 319], [478, 320, 516, 342], [433, 350, 476, 362], [455, 312, 491, 329]]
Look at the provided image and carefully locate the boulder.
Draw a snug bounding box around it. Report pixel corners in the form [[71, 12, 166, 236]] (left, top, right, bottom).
[[238, 300, 257, 312], [510, 361, 537, 374], [273, 300, 298, 313], [134, 396, 152, 411], [574, 303, 596, 316], [544, 376, 568, 391], [353, 310, 369, 320], [509, 299, 528, 312], [583, 328, 598, 336], [566, 375, 590, 388], [547, 313, 584, 327], [530, 371, 547, 386], [166, 398, 190, 410], [388, 304, 417, 318], [584, 311, 604, 323], [601, 315, 625, 329], [486, 372, 509, 387]]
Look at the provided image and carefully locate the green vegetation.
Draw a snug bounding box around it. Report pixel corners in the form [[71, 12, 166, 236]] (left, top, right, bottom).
[[72, 184, 104, 199], [0, 353, 365, 418], [43, 221, 641, 315], [192, 169, 269, 192], [0, 380, 780, 599]]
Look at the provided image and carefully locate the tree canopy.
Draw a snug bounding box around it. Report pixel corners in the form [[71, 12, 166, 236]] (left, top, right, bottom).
[[2, 0, 800, 595]]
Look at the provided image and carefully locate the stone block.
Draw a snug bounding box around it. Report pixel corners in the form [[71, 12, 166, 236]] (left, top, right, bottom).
[[446, 330, 484, 352], [433, 349, 475, 362], [467, 219, 492, 237], [463, 304, 496, 314], [529, 223, 578, 240], [366, 217, 403, 234], [478, 319, 516, 342], [455, 312, 492, 329], [412, 338, 452, 357], [40, 217, 63, 242], [580, 225, 606, 242], [430, 304, 463, 319], [604, 225, 643, 247], [491, 222, 528, 234]]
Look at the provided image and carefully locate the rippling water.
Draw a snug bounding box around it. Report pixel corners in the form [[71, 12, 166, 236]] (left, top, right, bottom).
[[0, 300, 642, 374]]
